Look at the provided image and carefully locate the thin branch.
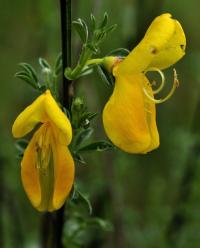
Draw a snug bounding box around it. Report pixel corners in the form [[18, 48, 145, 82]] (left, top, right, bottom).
[[61, 0, 72, 109], [41, 1, 72, 247], [54, 1, 72, 247]]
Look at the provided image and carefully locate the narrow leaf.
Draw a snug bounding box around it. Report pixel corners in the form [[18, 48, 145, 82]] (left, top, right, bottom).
[[15, 139, 28, 153], [54, 52, 62, 75], [73, 20, 88, 43], [104, 24, 117, 34], [77, 140, 114, 153], [87, 218, 113, 231], [86, 44, 99, 54], [73, 152, 86, 165], [39, 57, 51, 69], [97, 65, 114, 87], [15, 72, 38, 89], [73, 186, 93, 215], [90, 13, 96, 31], [81, 112, 98, 122], [108, 48, 130, 58], [19, 63, 38, 83], [99, 12, 108, 29], [75, 128, 93, 147]]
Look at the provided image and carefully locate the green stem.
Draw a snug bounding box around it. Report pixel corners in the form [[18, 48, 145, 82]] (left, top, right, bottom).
[[86, 58, 104, 66], [69, 48, 93, 79]]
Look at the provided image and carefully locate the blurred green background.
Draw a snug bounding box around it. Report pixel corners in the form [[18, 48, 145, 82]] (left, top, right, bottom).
[[1, 0, 200, 247]]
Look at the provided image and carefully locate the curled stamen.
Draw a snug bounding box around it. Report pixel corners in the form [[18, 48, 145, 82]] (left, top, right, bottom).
[[144, 67, 165, 94], [143, 69, 179, 104]]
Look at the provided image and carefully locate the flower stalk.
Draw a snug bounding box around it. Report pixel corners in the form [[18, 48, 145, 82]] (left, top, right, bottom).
[[55, 1, 72, 248], [42, 1, 72, 247]]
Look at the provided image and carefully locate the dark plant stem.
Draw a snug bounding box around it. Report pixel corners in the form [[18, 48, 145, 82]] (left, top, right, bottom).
[[61, 0, 72, 109], [55, 1, 72, 247], [41, 1, 72, 248]]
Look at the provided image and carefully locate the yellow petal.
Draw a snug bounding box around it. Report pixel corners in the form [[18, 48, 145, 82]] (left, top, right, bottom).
[[44, 91, 72, 145], [148, 20, 186, 69], [51, 126, 75, 211], [115, 13, 184, 75], [21, 124, 74, 212], [21, 126, 42, 209], [12, 90, 72, 145], [12, 93, 46, 138], [103, 73, 159, 153]]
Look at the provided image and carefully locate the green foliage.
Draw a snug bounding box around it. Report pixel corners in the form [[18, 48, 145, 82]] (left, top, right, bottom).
[[108, 48, 130, 57], [15, 55, 63, 99], [70, 97, 115, 167], [77, 140, 114, 153], [60, 183, 112, 247], [71, 184, 93, 215], [65, 13, 117, 80], [63, 184, 113, 247], [15, 63, 42, 91], [73, 19, 89, 43]]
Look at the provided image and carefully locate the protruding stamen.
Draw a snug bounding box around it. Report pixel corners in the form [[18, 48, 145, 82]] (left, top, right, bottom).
[[144, 67, 165, 94], [143, 69, 179, 104]]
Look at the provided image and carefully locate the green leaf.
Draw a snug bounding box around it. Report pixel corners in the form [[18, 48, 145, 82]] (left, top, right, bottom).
[[104, 24, 117, 34], [108, 48, 130, 58], [54, 52, 62, 75], [86, 44, 99, 54], [15, 139, 28, 153], [90, 13, 96, 31], [99, 12, 108, 29], [96, 31, 106, 42], [77, 140, 114, 153], [97, 65, 114, 87], [39, 57, 51, 69], [79, 65, 94, 77], [73, 19, 88, 43], [72, 186, 93, 215], [75, 128, 93, 147], [72, 152, 86, 165], [86, 218, 113, 231], [79, 19, 88, 41], [19, 63, 38, 83], [15, 71, 39, 89], [81, 112, 98, 122], [78, 112, 98, 129]]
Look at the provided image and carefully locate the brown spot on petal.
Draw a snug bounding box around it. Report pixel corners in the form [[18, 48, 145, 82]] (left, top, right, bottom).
[[150, 46, 157, 54], [180, 44, 185, 50]]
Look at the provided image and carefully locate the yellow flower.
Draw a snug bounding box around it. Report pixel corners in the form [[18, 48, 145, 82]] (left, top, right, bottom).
[[103, 13, 186, 154], [12, 90, 74, 211]]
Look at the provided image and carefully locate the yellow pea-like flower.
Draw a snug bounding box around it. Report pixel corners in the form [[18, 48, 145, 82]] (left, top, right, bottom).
[[12, 90, 74, 211], [103, 13, 186, 154]]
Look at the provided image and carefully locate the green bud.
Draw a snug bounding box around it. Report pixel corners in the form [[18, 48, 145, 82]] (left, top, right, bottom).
[[72, 97, 84, 112]]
